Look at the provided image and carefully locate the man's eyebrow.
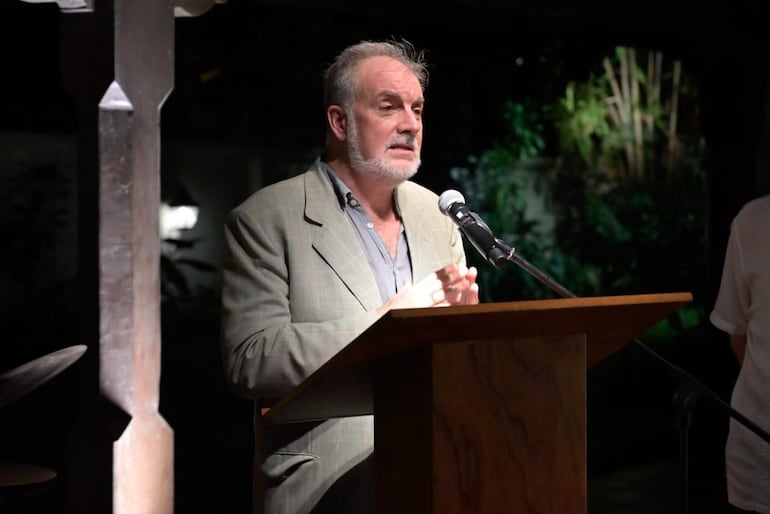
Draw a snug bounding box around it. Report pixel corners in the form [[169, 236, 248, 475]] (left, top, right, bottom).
[[375, 90, 400, 100], [375, 90, 425, 103]]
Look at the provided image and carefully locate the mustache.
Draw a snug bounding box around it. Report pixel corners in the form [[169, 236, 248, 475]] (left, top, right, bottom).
[[388, 134, 418, 150]]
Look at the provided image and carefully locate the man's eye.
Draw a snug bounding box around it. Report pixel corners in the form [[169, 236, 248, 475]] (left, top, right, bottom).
[[380, 104, 395, 111]]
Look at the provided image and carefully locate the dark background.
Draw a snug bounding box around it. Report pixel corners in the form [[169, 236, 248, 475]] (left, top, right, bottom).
[[1, 1, 769, 512]]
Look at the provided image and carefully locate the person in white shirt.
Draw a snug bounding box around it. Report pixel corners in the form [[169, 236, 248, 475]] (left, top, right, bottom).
[[711, 194, 770, 514]]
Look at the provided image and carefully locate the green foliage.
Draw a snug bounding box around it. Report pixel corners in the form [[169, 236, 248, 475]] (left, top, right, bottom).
[[551, 47, 701, 183], [450, 100, 556, 302], [450, 47, 708, 334], [500, 99, 547, 161], [552, 79, 614, 169], [552, 170, 708, 300]]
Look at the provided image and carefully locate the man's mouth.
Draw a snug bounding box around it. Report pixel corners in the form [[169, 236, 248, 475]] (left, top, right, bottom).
[[389, 143, 415, 152]]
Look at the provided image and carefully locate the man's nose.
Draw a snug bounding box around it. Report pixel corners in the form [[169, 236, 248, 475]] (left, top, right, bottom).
[[397, 109, 421, 133]]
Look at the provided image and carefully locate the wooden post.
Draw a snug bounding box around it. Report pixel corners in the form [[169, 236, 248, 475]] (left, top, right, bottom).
[[97, 1, 175, 510], [16, 0, 222, 511]]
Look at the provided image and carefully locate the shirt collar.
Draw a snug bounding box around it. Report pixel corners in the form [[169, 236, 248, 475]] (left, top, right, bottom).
[[321, 161, 403, 216], [321, 162, 353, 209]]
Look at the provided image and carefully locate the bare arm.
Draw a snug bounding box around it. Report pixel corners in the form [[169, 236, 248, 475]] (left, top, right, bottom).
[[730, 333, 747, 364]]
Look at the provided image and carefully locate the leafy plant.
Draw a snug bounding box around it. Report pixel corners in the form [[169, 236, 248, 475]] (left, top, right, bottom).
[[450, 100, 564, 301], [551, 47, 701, 182], [450, 46, 708, 331]]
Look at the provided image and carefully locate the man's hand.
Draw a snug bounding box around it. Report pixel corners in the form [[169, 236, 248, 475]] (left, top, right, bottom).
[[435, 263, 479, 306], [376, 263, 479, 316]]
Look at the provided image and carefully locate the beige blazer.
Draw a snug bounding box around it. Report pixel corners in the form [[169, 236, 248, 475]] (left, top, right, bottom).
[[221, 158, 466, 513]]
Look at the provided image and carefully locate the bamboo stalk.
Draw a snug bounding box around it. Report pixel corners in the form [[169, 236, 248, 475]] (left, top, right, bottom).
[[603, 57, 627, 125], [646, 53, 654, 112], [618, 48, 631, 123], [645, 52, 656, 138], [654, 52, 663, 173], [654, 52, 663, 108], [605, 97, 623, 127], [667, 60, 682, 173], [630, 48, 644, 178], [603, 55, 630, 178], [618, 48, 635, 179]]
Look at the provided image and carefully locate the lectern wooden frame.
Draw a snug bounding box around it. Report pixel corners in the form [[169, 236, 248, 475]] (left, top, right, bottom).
[[263, 292, 692, 514]]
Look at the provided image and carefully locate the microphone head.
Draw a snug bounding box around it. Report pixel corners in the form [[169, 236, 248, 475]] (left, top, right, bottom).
[[438, 189, 465, 215]]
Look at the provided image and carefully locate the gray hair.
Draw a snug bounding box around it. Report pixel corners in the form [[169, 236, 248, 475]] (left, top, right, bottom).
[[323, 39, 428, 112]]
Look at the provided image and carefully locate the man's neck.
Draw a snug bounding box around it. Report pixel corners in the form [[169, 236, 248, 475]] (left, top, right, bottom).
[[326, 157, 400, 220]]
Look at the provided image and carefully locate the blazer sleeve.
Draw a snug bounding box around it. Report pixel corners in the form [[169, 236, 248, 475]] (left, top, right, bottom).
[[221, 204, 379, 401]]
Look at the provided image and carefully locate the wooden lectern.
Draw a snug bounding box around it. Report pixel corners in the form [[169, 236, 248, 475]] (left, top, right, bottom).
[[263, 292, 692, 514]]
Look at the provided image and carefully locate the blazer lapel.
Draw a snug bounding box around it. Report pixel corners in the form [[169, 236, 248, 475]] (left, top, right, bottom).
[[304, 164, 383, 311], [397, 185, 434, 280]]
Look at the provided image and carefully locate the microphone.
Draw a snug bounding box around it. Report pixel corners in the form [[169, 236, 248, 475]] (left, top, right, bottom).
[[438, 190, 511, 268]]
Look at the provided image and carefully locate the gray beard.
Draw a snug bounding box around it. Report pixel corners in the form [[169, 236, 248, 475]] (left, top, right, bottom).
[[347, 118, 421, 183]]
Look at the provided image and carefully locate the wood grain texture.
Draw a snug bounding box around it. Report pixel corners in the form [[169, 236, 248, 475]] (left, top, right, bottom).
[[264, 294, 691, 513], [264, 292, 691, 425], [373, 336, 585, 514], [431, 337, 585, 514]]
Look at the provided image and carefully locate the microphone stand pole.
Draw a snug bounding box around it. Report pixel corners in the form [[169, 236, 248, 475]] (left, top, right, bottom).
[[496, 240, 577, 300]]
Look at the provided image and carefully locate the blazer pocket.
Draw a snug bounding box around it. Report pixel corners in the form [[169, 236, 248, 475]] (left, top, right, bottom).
[[263, 452, 318, 487]]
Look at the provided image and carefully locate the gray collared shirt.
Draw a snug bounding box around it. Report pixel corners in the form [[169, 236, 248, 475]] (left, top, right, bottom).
[[323, 164, 413, 304]]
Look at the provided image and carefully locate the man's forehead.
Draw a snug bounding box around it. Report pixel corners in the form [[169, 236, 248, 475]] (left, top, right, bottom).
[[359, 56, 415, 78], [356, 56, 422, 95]]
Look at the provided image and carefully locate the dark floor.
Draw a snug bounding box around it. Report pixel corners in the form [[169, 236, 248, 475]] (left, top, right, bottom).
[[590, 457, 729, 514]]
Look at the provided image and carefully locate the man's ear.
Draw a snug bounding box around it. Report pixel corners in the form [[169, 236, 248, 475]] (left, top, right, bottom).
[[327, 105, 347, 141]]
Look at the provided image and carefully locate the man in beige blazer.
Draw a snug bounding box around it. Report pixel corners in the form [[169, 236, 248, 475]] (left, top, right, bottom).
[[221, 39, 479, 513]]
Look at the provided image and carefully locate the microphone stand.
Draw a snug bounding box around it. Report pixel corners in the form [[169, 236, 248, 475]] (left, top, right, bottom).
[[494, 239, 577, 299], [495, 239, 770, 512]]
